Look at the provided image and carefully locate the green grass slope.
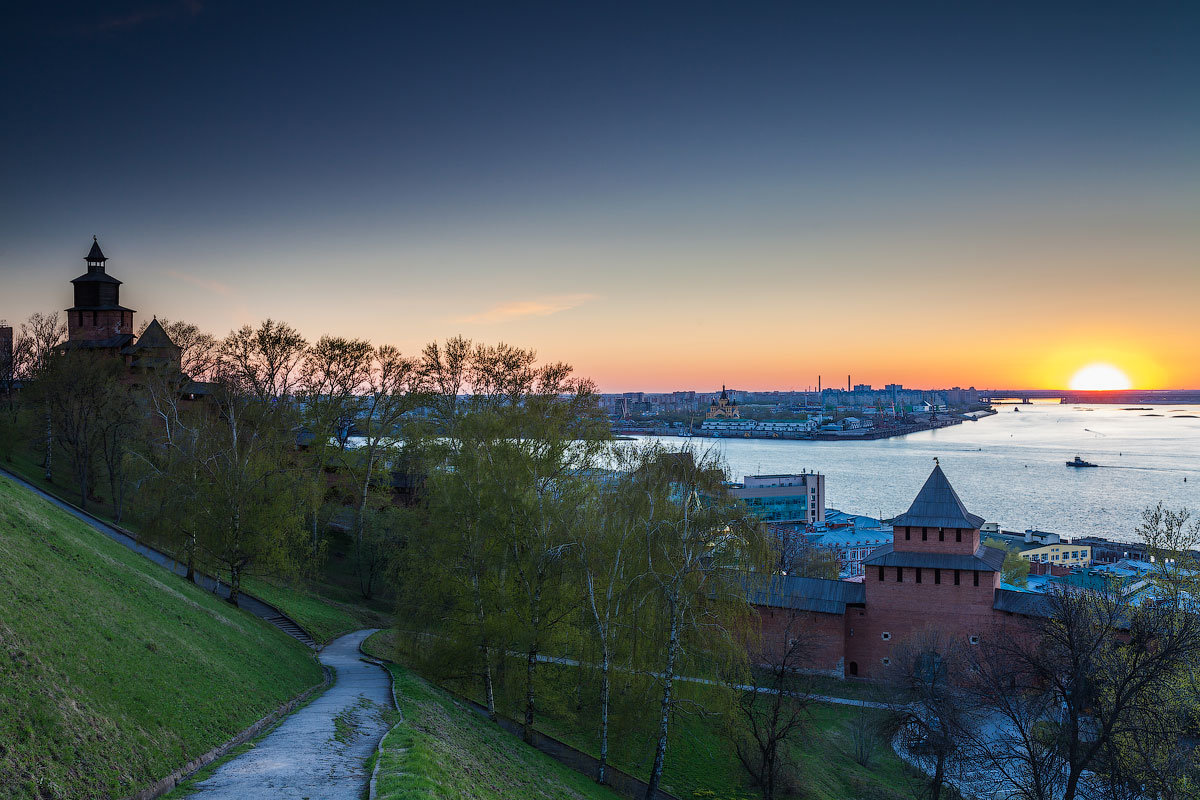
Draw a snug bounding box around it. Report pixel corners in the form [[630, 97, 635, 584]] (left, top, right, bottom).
[[365, 631, 920, 800], [372, 665, 622, 800], [0, 475, 323, 800]]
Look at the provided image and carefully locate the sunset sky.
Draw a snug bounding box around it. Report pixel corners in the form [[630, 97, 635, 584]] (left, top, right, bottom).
[[2, 2, 1197, 392]]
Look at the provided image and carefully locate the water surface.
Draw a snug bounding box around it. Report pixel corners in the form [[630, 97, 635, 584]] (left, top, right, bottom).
[[635, 404, 1200, 542]]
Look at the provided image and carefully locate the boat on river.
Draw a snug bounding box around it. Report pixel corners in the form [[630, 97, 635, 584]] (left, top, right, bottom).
[[1066, 455, 1099, 468]]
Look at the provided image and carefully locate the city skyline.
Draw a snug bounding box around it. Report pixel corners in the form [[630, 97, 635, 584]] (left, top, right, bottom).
[[3, 2, 1198, 392]]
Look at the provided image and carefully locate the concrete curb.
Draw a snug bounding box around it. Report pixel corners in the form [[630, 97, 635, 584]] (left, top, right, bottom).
[[362, 652, 403, 800], [122, 664, 334, 800]]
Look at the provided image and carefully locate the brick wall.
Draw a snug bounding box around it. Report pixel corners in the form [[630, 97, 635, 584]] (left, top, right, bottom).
[[754, 606, 848, 677], [893, 525, 980, 555], [846, 566, 1001, 677]]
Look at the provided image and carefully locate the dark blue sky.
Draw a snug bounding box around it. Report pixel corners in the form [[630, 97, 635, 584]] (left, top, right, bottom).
[[3, 1, 1198, 389]]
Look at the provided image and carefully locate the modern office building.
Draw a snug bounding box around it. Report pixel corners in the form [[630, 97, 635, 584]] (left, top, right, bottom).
[[727, 472, 825, 525]]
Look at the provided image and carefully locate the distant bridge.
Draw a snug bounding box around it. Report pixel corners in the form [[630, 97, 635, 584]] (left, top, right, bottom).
[[979, 389, 1200, 405]]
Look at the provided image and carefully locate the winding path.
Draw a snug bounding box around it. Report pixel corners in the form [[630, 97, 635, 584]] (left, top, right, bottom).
[[185, 629, 393, 799]]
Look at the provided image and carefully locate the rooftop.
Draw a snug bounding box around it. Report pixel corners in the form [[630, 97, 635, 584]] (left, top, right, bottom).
[[890, 464, 985, 529]]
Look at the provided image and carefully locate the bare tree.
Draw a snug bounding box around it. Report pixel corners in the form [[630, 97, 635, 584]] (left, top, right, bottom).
[[298, 335, 373, 555], [21, 311, 67, 480], [886, 629, 971, 800], [20, 311, 66, 373], [218, 319, 308, 402], [332, 344, 421, 599], [1139, 503, 1200, 606], [968, 584, 1200, 800], [36, 351, 123, 509], [730, 606, 822, 800], [137, 318, 219, 381]]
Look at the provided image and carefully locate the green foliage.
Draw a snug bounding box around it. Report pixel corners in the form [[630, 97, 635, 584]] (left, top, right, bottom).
[[0, 475, 321, 799], [984, 537, 1030, 587]]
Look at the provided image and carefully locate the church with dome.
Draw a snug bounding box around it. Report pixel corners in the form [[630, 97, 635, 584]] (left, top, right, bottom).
[[706, 385, 740, 419]]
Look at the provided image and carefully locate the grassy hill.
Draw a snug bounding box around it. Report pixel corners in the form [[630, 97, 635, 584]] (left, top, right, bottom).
[[371, 663, 623, 800], [365, 630, 921, 800], [0, 475, 323, 799]]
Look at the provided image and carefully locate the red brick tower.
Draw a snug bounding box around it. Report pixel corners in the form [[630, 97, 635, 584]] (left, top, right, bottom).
[[845, 463, 1004, 677], [67, 237, 135, 345]]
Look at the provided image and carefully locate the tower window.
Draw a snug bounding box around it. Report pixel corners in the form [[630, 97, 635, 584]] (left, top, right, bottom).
[[896, 567, 903, 583], [916, 568, 922, 584], [956, 529, 962, 543], [881, 632, 891, 641], [922, 527, 928, 541], [974, 571, 980, 587], [934, 569, 941, 585], [954, 570, 961, 586], [878, 566, 884, 581], [939, 528, 945, 541], [905, 527, 911, 541]]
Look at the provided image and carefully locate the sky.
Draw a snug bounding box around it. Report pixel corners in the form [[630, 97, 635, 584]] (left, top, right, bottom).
[[2, 1, 1198, 392]]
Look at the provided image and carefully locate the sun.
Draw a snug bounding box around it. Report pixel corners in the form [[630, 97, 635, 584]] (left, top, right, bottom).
[[1069, 363, 1132, 391]]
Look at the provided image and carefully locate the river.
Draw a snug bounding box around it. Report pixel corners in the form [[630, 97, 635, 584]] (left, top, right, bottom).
[[632, 404, 1200, 543]]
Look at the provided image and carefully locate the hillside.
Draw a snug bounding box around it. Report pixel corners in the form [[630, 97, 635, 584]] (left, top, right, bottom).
[[0, 475, 323, 799], [371, 664, 623, 800]]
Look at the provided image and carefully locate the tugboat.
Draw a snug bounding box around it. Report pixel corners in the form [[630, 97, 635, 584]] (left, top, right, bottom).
[[1066, 455, 1099, 468]]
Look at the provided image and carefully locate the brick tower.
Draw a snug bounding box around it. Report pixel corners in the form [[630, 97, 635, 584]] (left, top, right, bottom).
[[846, 463, 1004, 676], [67, 237, 135, 346]]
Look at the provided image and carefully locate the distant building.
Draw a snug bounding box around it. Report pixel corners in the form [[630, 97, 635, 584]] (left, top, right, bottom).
[[809, 510, 893, 578], [706, 385, 740, 419], [700, 418, 756, 433], [0, 323, 12, 386], [1019, 543, 1092, 568], [727, 473, 825, 525]]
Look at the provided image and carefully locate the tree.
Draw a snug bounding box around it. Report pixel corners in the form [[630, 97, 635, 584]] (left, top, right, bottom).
[[137, 318, 219, 381], [218, 319, 308, 403], [984, 538, 1031, 587], [35, 351, 123, 509], [94, 374, 140, 521], [730, 606, 822, 800], [0, 330, 32, 461], [636, 443, 773, 800], [297, 335, 373, 556], [191, 384, 308, 606], [968, 583, 1200, 800], [578, 450, 646, 784], [20, 311, 66, 480], [1139, 503, 1200, 605], [784, 540, 841, 580], [134, 370, 207, 581], [886, 630, 970, 800], [331, 344, 421, 598]]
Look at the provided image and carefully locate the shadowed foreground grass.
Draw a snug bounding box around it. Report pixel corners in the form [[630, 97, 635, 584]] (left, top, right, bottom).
[[373, 664, 622, 800], [0, 475, 322, 800], [364, 630, 922, 800]]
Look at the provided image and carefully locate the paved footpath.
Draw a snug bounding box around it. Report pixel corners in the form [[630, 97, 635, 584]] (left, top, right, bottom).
[[185, 629, 393, 799]]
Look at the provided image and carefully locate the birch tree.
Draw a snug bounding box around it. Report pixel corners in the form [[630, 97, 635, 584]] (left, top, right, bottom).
[[637, 443, 771, 800]]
